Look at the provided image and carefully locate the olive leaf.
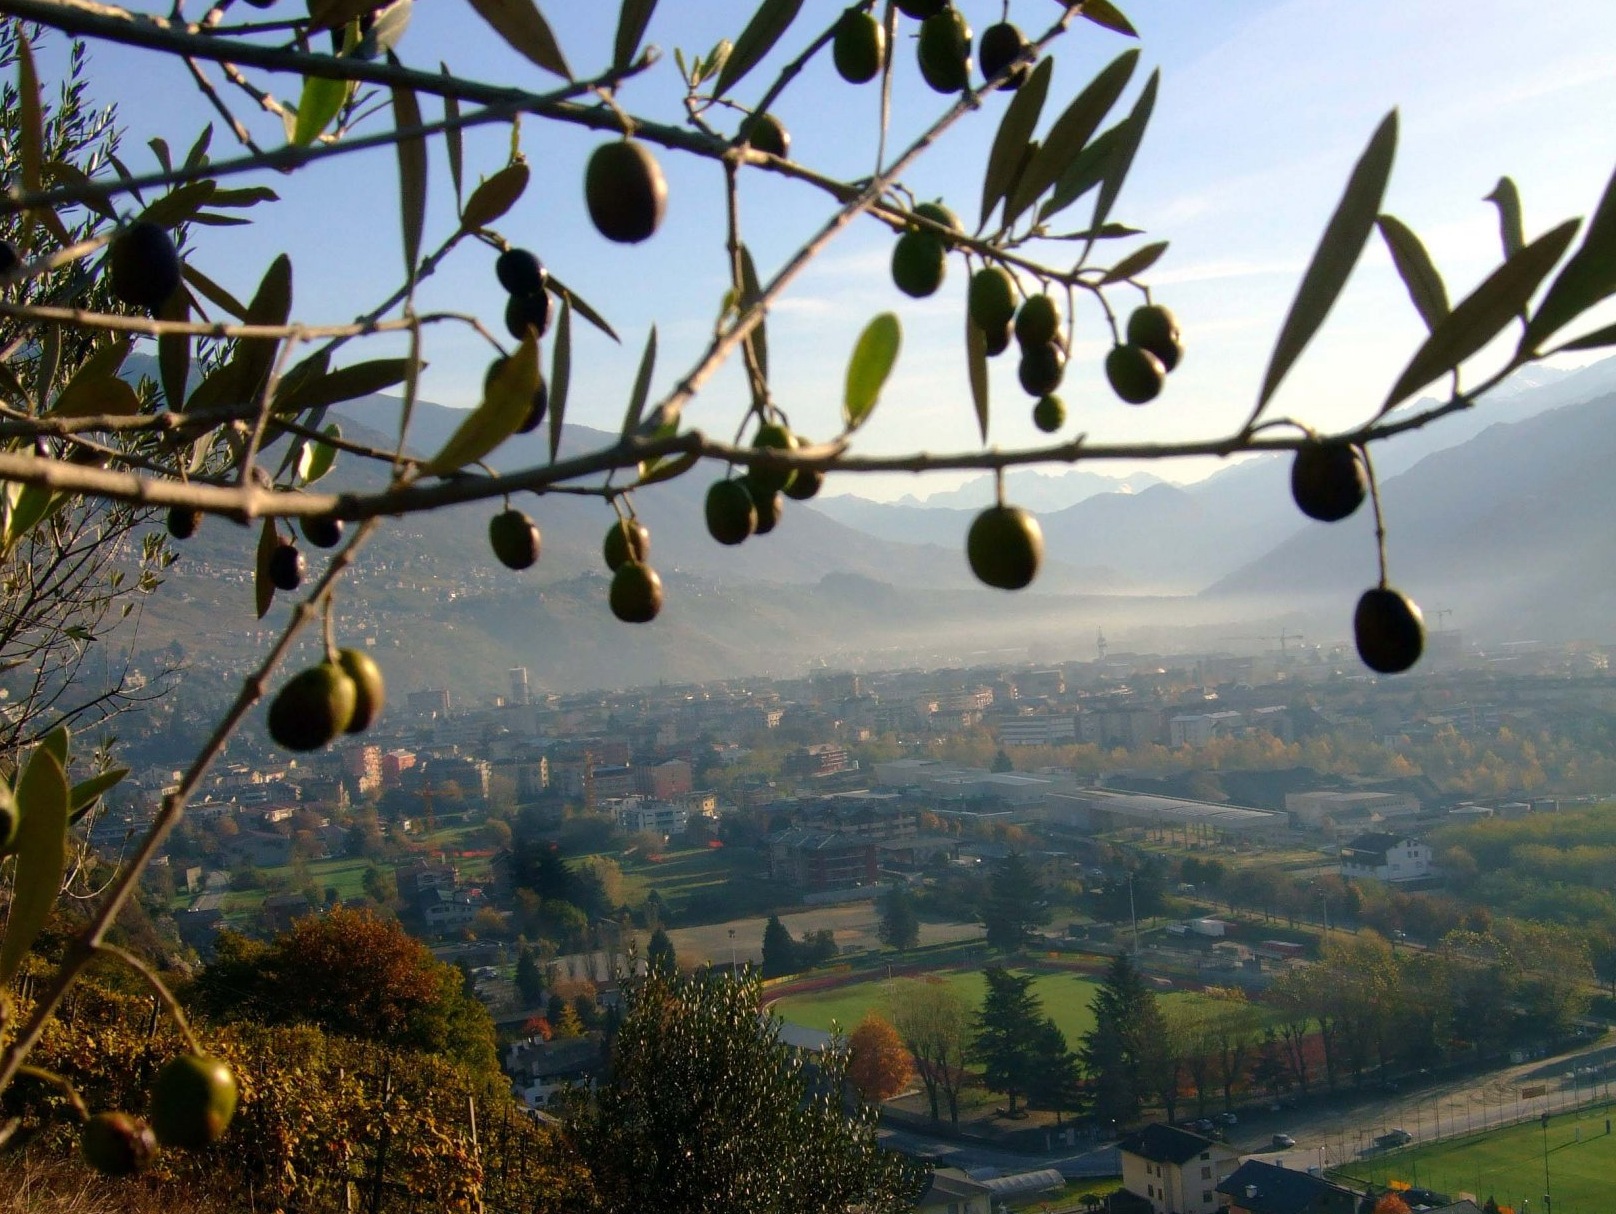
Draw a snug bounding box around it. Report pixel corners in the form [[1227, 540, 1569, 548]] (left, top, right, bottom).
[[254, 517, 278, 619], [621, 326, 658, 436], [138, 180, 218, 229], [234, 254, 294, 406], [547, 273, 620, 343], [739, 243, 768, 386], [1089, 68, 1158, 235], [1006, 50, 1138, 230], [442, 68, 464, 205], [424, 329, 540, 474], [1255, 109, 1398, 413], [1100, 240, 1169, 285], [466, 0, 571, 79], [298, 424, 342, 485], [1376, 214, 1449, 331], [460, 161, 529, 232], [40, 161, 116, 221], [1518, 162, 1616, 354], [69, 766, 128, 824], [181, 263, 250, 320], [0, 746, 69, 985], [51, 375, 141, 418], [307, 0, 381, 30], [1484, 177, 1525, 259], [967, 312, 989, 444], [276, 358, 411, 412], [1382, 217, 1579, 412], [615, 0, 657, 70], [1039, 125, 1120, 224], [17, 37, 41, 197], [980, 56, 1052, 230], [392, 87, 427, 282], [1080, 0, 1139, 37], [4, 484, 58, 554], [843, 313, 901, 433], [292, 74, 351, 147], [714, 0, 803, 98], [549, 293, 571, 463]]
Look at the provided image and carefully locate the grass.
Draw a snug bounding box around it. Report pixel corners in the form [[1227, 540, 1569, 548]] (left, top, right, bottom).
[[1330, 1103, 1616, 1214], [772, 967, 1239, 1045]]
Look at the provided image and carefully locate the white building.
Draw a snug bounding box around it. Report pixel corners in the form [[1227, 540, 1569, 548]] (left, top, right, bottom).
[[612, 797, 689, 837], [1339, 832, 1434, 882]]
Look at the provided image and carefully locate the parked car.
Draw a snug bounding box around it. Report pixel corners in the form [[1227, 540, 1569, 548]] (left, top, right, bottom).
[[1190, 1118, 1215, 1134], [1216, 1112, 1238, 1126], [1376, 1128, 1413, 1148], [1272, 1133, 1296, 1149]]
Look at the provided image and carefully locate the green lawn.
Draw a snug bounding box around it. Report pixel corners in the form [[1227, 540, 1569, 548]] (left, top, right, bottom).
[[772, 967, 1237, 1045], [1332, 1104, 1616, 1214]]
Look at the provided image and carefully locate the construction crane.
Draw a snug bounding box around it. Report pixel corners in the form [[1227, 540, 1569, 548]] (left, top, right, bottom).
[[1096, 627, 1108, 661], [1221, 628, 1306, 652]]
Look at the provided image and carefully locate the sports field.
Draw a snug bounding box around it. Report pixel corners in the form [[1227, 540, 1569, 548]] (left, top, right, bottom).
[[1332, 1104, 1616, 1214], [771, 967, 1232, 1046]]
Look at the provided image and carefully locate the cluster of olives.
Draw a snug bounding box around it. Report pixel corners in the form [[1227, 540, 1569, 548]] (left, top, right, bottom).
[[108, 220, 182, 315], [831, 1, 1029, 95], [703, 421, 823, 549], [585, 139, 667, 244], [1289, 440, 1425, 674], [266, 646, 385, 751], [79, 1053, 237, 1176], [601, 517, 662, 624], [892, 201, 961, 300]]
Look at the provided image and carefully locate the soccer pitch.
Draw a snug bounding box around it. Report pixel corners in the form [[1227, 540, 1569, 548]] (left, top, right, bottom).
[[1332, 1104, 1616, 1214]]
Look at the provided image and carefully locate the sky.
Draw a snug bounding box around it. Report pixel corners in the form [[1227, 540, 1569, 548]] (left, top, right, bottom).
[[47, 0, 1616, 501]]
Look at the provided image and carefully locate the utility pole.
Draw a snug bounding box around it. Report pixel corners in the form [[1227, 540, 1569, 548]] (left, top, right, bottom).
[[1128, 872, 1139, 957]]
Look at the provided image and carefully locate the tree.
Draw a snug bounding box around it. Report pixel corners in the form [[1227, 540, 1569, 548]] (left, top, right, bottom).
[[877, 883, 921, 952], [847, 1012, 912, 1103], [7, 0, 1616, 1143], [1080, 953, 1169, 1131], [1023, 1017, 1083, 1125], [574, 969, 919, 1214], [646, 925, 677, 975], [516, 943, 548, 1006], [982, 853, 1049, 952], [974, 966, 1045, 1117], [188, 908, 497, 1078], [888, 977, 973, 1127], [761, 913, 799, 978]]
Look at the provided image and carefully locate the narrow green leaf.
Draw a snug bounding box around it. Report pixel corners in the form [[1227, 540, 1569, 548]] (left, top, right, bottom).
[[40, 161, 116, 221], [392, 88, 427, 283], [1005, 50, 1138, 230], [159, 289, 191, 411], [465, 0, 572, 78], [424, 329, 541, 474], [181, 263, 249, 320], [277, 358, 412, 412], [207, 186, 279, 208], [52, 375, 141, 418], [615, 0, 657, 69], [292, 74, 350, 147], [185, 213, 253, 228], [1039, 125, 1120, 225], [1090, 69, 1159, 234], [365, 0, 412, 56], [843, 313, 901, 433], [69, 767, 128, 818], [6, 485, 56, 551], [235, 254, 294, 406], [1519, 162, 1616, 354], [138, 180, 218, 229], [1256, 110, 1399, 412], [1557, 320, 1616, 353], [1383, 218, 1579, 412], [1483, 177, 1524, 259], [1100, 240, 1169, 285], [739, 244, 768, 385], [549, 294, 571, 463], [980, 57, 1052, 230], [306, 0, 380, 30], [1376, 214, 1449, 331], [301, 424, 342, 485], [547, 274, 620, 343], [442, 67, 464, 206], [621, 325, 658, 436], [34, 325, 59, 411], [148, 137, 172, 174], [17, 38, 42, 195], [967, 311, 989, 444], [714, 0, 804, 98], [460, 161, 529, 231], [0, 747, 69, 985], [38, 726, 68, 780], [638, 449, 699, 488], [1047, 222, 1143, 242], [255, 517, 277, 619], [1079, 0, 1139, 37], [183, 123, 213, 173]]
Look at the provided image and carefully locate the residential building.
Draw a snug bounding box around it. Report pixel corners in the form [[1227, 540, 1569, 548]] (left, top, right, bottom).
[[784, 744, 856, 779], [1216, 1159, 1357, 1214], [913, 1168, 992, 1214], [1339, 832, 1435, 883], [996, 714, 1078, 747], [636, 758, 693, 799], [1116, 1123, 1238, 1214], [767, 828, 877, 890], [1168, 711, 1245, 748], [613, 797, 689, 837]]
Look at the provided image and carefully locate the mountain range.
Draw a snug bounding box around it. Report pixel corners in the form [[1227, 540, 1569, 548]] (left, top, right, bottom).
[[116, 353, 1616, 696]]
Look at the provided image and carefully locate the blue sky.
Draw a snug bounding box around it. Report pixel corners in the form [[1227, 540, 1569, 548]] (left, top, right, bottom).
[[63, 1, 1616, 499]]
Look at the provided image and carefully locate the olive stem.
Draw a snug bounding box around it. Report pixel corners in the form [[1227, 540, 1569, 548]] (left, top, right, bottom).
[[15, 1065, 89, 1120], [91, 942, 202, 1054], [1361, 442, 1390, 590]]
